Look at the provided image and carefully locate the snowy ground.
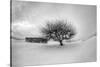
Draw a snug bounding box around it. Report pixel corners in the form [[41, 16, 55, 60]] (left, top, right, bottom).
[[12, 36, 96, 67]]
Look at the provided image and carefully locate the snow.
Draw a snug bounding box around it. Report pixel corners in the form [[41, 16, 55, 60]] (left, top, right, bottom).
[[12, 36, 96, 67]]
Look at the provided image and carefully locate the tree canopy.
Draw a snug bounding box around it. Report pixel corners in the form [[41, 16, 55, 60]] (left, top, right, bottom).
[[41, 20, 77, 46]]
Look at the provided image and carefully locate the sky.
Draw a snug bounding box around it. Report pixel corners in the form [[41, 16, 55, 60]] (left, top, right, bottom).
[[12, 0, 96, 40]]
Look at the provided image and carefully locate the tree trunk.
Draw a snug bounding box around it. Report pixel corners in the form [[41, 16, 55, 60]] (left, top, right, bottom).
[[59, 40, 63, 46]]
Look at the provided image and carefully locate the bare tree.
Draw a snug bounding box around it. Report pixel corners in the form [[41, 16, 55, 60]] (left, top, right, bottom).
[[41, 20, 76, 46]]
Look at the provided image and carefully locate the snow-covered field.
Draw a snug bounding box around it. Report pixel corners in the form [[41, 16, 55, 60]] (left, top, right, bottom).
[[12, 36, 96, 67]]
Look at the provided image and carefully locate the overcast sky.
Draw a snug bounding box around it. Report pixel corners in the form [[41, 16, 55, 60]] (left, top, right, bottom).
[[12, 0, 96, 39]]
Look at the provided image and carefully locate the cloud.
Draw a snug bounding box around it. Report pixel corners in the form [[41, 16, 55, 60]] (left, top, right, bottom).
[[12, 21, 42, 38]]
